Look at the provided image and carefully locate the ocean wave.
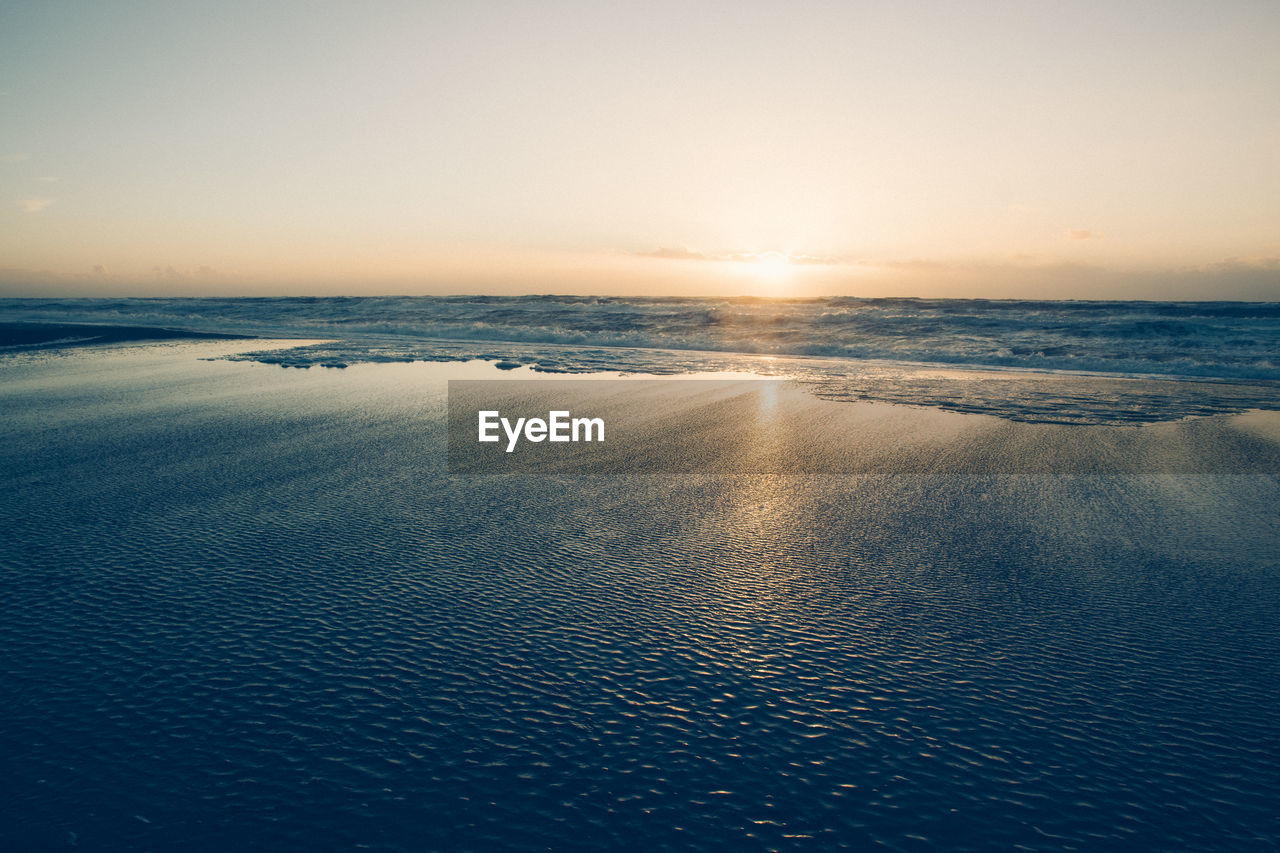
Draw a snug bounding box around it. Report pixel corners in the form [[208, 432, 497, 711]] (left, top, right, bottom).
[[6, 295, 1280, 379]]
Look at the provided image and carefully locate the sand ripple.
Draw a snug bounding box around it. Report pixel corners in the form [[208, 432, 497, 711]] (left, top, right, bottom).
[[1, 355, 1277, 850]]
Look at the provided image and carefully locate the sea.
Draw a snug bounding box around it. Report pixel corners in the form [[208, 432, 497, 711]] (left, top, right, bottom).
[[1, 296, 1278, 850]]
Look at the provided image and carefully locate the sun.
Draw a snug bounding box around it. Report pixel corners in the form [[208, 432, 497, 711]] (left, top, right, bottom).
[[747, 251, 794, 292]]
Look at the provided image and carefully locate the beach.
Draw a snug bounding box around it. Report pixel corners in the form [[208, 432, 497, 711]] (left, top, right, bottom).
[[7, 0, 1280, 847], [2, 339, 1277, 850]]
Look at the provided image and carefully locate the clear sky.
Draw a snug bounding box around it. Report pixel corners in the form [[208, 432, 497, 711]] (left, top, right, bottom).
[[2, 0, 1278, 298]]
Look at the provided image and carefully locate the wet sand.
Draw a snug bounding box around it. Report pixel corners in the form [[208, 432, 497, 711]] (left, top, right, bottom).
[[2, 341, 1277, 851], [0, 321, 252, 350], [448, 378, 1280, 475]]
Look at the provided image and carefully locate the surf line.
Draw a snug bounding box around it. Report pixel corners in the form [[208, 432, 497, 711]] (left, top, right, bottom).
[[478, 410, 604, 453]]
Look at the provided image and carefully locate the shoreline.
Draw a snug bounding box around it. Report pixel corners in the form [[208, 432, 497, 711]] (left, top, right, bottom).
[[4, 340, 1279, 474], [8, 326, 1279, 428], [0, 321, 257, 351]]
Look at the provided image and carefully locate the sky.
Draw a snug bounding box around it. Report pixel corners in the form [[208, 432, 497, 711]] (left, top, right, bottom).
[[2, 0, 1278, 299]]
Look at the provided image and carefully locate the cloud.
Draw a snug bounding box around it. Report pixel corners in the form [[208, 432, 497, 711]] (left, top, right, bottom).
[[0, 264, 249, 296], [786, 254, 842, 266], [636, 247, 842, 265], [1, 152, 30, 163], [151, 264, 227, 282], [17, 198, 52, 213], [1065, 229, 1098, 240], [849, 255, 1280, 300], [1198, 256, 1280, 280], [37, 175, 61, 183], [875, 258, 951, 272], [724, 251, 842, 266], [637, 247, 711, 261]]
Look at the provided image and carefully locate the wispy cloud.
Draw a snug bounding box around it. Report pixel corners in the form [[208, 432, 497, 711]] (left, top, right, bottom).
[[0, 265, 249, 296], [1202, 256, 1280, 275], [2, 152, 30, 163], [844, 255, 1280, 300], [797, 255, 843, 266], [151, 264, 226, 282], [18, 198, 53, 213], [1065, 229, 1099, 240], [636, 247, 842, 265], [638, 247, 710, 261], [876, 258, 950, 272]]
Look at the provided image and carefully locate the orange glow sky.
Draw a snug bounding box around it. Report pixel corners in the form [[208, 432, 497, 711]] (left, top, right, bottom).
[[2, 1, 1278, 299]]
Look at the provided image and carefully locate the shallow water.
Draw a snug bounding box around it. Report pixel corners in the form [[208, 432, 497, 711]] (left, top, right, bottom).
[[6, 296, 1280, 424], [1, 346, 1277, 851]]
